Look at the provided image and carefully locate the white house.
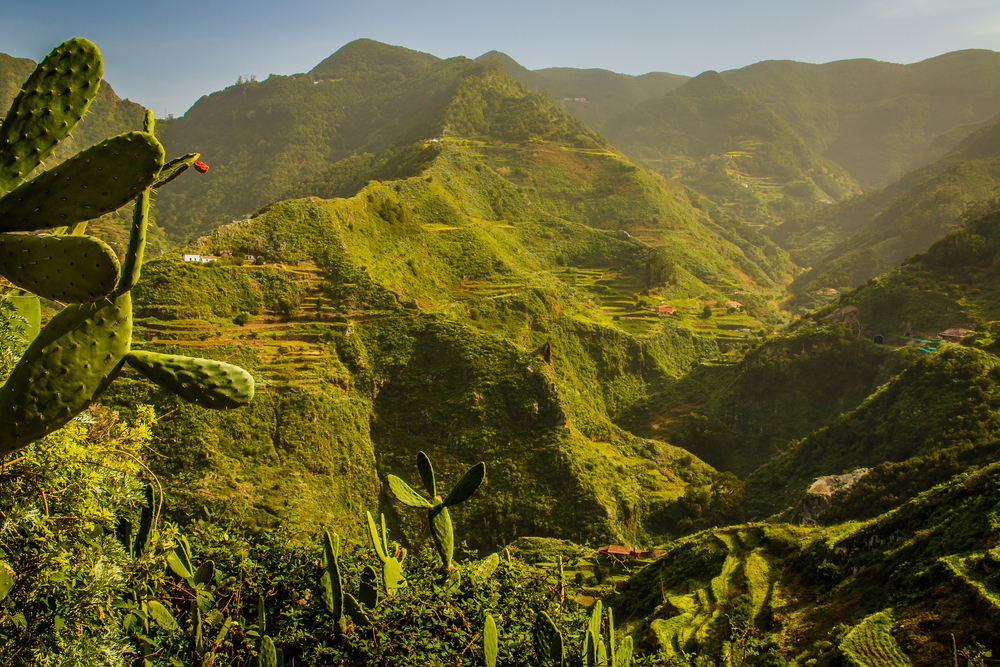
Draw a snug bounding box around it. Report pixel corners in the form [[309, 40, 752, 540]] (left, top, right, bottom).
[[199, 256, 219, 264], [182, 254, 201, 263]]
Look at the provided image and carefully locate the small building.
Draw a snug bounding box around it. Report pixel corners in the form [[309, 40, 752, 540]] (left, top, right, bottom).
[[939, 328, 970, 342], [182, 254, 201, 263], [655, 304, 676, 316], [598, 545, 642, 558], [725, 301, 742, 310], [818, 288, 840, 295], [245, 254, 259, 261], [199, 255, 219, 264]]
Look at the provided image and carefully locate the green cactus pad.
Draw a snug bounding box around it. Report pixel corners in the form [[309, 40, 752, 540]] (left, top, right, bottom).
[[0, 132, 164, 233], [533, 611, 564, 666], [125, 350, 255, 409], [358, 566, 379, 609], [387, 474, 434, 508], [365, 510, 388, 561], [153, 153, 200, 189], [193, 560, 215, 586], [417, 451, 437, 496], [442, 461, 486, 507], [0, 233, 120, 302], [430, 505, 454, 569], [322, 531, 343, 620], [587, 601, 603, 645], [0, 561, 14, 602], [133, 483, 154, 558], [344, 593, 371, 627], [382, 557, 406, 593], [0, 292, 131, 457], [259, 635, 277, 667], [485, 614, 499, 667], [617, 636, 633, 667], [0, 38, 103, 196]]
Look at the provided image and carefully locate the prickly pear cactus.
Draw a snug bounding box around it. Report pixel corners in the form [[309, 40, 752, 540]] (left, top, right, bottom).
[[387, 451, 485, 573], [365, 510, 407, 595], [0, 40, 254, 458]]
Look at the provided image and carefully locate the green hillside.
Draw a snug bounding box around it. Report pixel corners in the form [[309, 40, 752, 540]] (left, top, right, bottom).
[[599, 70, 859, 230], [783, 118, 1000, 307], [109, 117, 795, 547], [723, 50, 1000, 187]]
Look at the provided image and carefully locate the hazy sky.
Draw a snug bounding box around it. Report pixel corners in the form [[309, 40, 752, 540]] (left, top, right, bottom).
[[1, 0, 998, 117]]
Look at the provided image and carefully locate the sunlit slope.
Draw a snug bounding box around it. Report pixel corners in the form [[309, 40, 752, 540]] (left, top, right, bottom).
[[110, 133, 786, 549]]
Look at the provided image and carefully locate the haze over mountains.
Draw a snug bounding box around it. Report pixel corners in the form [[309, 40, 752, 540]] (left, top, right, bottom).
[[4, 36, 1000, 664]]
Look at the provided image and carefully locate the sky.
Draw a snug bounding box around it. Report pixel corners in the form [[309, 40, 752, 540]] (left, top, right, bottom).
[[1, 0, 998, 118]]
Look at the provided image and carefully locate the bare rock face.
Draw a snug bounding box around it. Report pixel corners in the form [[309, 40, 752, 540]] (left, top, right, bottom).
[[797, 468, 871, 525]]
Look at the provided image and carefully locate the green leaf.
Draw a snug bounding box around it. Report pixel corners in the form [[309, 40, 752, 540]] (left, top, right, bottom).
[[193, 560, 215, 587], [344, 593, 371, 627], [147, 599, 179, 632], [166, 551, 193, 582], [387, 474, 433, 508], [442, 462, 486, 507]]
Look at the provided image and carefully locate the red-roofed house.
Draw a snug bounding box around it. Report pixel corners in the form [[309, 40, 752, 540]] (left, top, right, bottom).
[[655, 304, 676, 316]]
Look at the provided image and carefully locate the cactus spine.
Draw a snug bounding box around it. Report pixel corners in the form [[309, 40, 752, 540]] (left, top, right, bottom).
[[387, 451, 485, 573]]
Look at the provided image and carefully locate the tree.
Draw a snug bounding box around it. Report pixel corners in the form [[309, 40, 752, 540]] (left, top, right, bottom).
[[647, 246, 677, 287]]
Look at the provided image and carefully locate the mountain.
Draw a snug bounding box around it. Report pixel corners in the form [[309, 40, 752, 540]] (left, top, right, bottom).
[[596, 70, 860, 233], [476, 50, 689, 134], [491, 49, 1000, 190], [96, 42, 805, 550], [723, 50, 1000, 187], [782, 116, 1000, 307], [11, 38, 1000, 666]]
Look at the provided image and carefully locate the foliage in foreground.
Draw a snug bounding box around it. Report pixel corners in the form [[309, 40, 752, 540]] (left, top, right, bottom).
[[0, 407, 661, 666]]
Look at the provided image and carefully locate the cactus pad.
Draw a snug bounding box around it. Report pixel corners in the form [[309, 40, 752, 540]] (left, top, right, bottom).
[[0, 233, 120, 302], [0, 293, 131, 457], [387, 475, 434, 508], [485, 614, 498, 667], [430, 505, 455, 568], [533, 611, 564, 666], [0, 38, 102, 196], [125, 350, 255, 409], [442, 461, 486, 507], [0, 132, 164, 233], [153, 152, 200, 189]]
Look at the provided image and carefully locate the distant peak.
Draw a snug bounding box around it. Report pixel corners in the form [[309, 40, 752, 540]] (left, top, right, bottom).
[[310, 39, 440, 80], [475, 50, 531, 78]]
